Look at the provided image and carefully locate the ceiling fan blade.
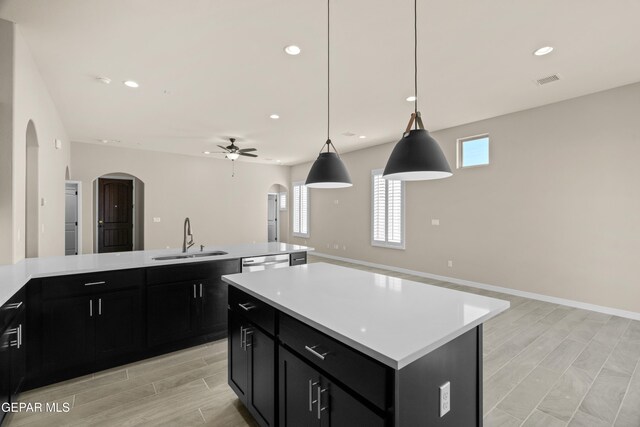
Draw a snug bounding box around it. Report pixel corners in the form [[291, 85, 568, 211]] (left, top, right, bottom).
[[238, 148, 257, 152], [216, 145, 230, 151], [239, 152, 258, 157]]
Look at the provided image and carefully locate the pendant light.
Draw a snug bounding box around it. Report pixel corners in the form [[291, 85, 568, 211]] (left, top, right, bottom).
[[305, 0, 352, 189], [382, 0, 452, 181]]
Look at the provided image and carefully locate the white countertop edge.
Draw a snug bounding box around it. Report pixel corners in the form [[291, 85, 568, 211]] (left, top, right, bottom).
[[0, 243, 313, 307], [222, 276, 510, 370]]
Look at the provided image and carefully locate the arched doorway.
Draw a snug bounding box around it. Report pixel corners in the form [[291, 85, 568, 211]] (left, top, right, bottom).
[[93, 173, 145, 253], [267, 184, 288, 243], [25, 120, 39, 258]]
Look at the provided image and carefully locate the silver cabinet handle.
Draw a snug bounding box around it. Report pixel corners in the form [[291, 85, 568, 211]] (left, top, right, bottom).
[[89, 299, 93, 317], [240, 326, 245, 349], [193, 284, 196, 299], [238, 302, 255, 311], [98, 298, 102, 315], [308, 379, 319, 411], [5, 301, 23, 310], [199, 283, 203, 298], [9, 325, 23, 349], [305, 345, 329, 361], [84, 281, 106, 287], [293, 258, 305, 262], [317, 386, 328, 419], [18, 324, 22, 349], [244, 329, 253, 348]]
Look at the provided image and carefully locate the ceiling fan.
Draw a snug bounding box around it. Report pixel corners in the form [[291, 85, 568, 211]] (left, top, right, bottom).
[[214, 138, 258, 161]]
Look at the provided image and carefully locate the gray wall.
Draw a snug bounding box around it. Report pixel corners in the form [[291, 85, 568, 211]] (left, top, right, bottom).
[[290, 82, 640, 314]]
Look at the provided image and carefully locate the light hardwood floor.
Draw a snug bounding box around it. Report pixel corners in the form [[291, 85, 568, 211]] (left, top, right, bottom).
[[6, 255, 640, 426]]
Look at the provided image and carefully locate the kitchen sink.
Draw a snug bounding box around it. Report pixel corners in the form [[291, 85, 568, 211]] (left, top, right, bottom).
[[153, 250, 228, 261]]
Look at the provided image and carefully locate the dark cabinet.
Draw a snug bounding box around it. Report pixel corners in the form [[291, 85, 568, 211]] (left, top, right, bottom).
[[0, 327, 10, 425], [279, 346, 384, 427], [200, 280, 227, 334], [147, 281, 198, 346], [1, 289, 27, 424], [228, 309, 275, 427], [41, 288, 142, 379]]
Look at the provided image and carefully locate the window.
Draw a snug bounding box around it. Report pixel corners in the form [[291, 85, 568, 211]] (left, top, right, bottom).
[[371, 170, 404, 249], [292, 181, 309, 237], [458, 134, 489, 168], [279, 192, 287, 210]]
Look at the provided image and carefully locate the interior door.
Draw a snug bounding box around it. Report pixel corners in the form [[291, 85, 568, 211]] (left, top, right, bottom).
[[267, 194, 277, 242], [65, 183, 78, 255], [97, 178, 133, 253]]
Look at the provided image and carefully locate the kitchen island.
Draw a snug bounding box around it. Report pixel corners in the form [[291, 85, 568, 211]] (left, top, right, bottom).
[[223, 262, 509, 426]]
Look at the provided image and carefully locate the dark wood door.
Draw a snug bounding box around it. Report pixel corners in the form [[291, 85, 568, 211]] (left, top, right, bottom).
[[279, 346, 321, 427], [228, 310, 248, 401], [98, 178, 133, 253], [319, 379, 385, 427], [95, 289, 142, 361], [200, 280, 227, 336], [247, 326, 275, 426], [41, 296, 95, 376], [147, 281, 197, 346]]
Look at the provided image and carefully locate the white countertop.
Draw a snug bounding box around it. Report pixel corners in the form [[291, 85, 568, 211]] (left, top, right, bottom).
[[0, 243, 312, 306], [222, 263, 509, 370]]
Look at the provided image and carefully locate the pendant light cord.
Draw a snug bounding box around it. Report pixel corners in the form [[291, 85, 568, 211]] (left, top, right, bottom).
[[414, 0, 418, 126], [327, 0, 331, 143]]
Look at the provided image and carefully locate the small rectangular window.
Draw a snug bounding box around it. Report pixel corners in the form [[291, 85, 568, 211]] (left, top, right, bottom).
[[371, 170, 405, 249], [458, 135, 489, 168], [292, 182, 309, 237], [279, 192, 287, 210]]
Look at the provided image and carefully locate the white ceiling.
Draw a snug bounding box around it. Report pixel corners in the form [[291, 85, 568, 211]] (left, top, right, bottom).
[[2, 0, 640, 165]]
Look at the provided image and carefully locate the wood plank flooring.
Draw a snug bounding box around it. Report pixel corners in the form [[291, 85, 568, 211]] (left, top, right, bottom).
[[6, 255, 640, 426]]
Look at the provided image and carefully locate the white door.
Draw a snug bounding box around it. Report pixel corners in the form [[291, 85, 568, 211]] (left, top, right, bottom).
[[65, 184, 78, 255], [267, 194, 278, 242]]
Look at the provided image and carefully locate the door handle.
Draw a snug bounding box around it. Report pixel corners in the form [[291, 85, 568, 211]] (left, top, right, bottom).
[[308, 379, 319, 412], [98, 298, 102, 315], [317, 386, 328, 419], [199, 283, 203, 298], [240, 326, 245, 349], [305, 345, 329, 361], [4, 301, 23, 310], [89, 299, 93, 317], [84, 281, 106, 287], [238, 302, 255, 311], [244, 328, 253, 349], [193, 284, 196, 299]]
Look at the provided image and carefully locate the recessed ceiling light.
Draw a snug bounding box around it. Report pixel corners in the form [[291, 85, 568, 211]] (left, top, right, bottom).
[[98, 139, 109, 143], [359, 135, 367, 139], [276, 160, 282, 163], [284, 45, 301, 56], [203, 151, 211, 154], [96, 77, 111, 84], [123, 80, 139, 88], [533, 46, 554, 56], [270, 114, 280, 119], [406, 96, 417, 102]]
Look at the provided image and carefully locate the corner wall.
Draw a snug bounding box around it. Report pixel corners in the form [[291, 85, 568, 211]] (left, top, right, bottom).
[[290, 82, 640, 314]]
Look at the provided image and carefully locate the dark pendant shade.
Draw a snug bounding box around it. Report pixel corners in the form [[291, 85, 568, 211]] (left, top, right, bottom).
[[305, 152, 353, 188], [383, 129, 452, 181]]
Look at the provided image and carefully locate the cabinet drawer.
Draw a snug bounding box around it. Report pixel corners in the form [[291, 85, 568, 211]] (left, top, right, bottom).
[[289, 252, 307, 266], [1, 286, 25, 330], [228, 286, 275, 336], [41, 269, 143, 299], [279, 313, 389, 410]]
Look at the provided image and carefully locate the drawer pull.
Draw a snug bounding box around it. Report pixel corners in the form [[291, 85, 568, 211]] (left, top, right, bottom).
[[238, 302, 256, 311], [305, 345, 329, 361], [5, 301, 23, 310], [84, 281, 106, 286], [293, 258, 305, 262]]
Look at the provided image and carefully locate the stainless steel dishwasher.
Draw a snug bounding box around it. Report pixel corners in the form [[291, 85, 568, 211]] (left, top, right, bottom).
[[241, 254, 290, 272]]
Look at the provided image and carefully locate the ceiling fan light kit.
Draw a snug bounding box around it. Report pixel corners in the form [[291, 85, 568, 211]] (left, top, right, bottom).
[[382, 0, 452, 181], [305, 0, 352, 189]]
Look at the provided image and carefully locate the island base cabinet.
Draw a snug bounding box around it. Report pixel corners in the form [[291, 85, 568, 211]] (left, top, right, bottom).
[[228, 310, 275, 427], [278, 346, 384, 427]]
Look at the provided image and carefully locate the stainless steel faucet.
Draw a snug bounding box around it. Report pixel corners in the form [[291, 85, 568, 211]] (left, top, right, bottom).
[[183, 217, 194, 253]]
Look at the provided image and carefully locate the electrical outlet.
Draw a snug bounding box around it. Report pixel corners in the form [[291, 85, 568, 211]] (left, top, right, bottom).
[[440, 381, 450, 417], [431, 219, 440, 226], [447, 260, 453, 268], [153, 217, 161, 223]]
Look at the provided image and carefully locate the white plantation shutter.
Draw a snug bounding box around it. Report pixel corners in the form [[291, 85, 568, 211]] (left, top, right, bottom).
[[279, 192, 287, 210], [371, 170, 404, 248], [292, 182, 309, 237]]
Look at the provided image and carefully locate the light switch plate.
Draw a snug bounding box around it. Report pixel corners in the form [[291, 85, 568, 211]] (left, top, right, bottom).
[[153, 217, 161, 223], [440, 381, 450, 417], [431, 219, 440, 226]]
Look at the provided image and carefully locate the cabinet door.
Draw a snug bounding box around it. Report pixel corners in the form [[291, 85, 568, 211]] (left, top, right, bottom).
[[95, 289, 142, 361], [228, 310, 249, 401], [319, 380, 385, 427], [200, 279, 227, 335], [41, 296, 94, 375], [279, 346, 321, 427], [9, 309, 26, 398], [147, 281, 197, 346], [247, 326, 275, 426], [0, 328, 10, 425]]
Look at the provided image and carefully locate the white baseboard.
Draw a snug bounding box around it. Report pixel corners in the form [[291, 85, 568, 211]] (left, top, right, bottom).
[[310, 251, 640, 321]]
